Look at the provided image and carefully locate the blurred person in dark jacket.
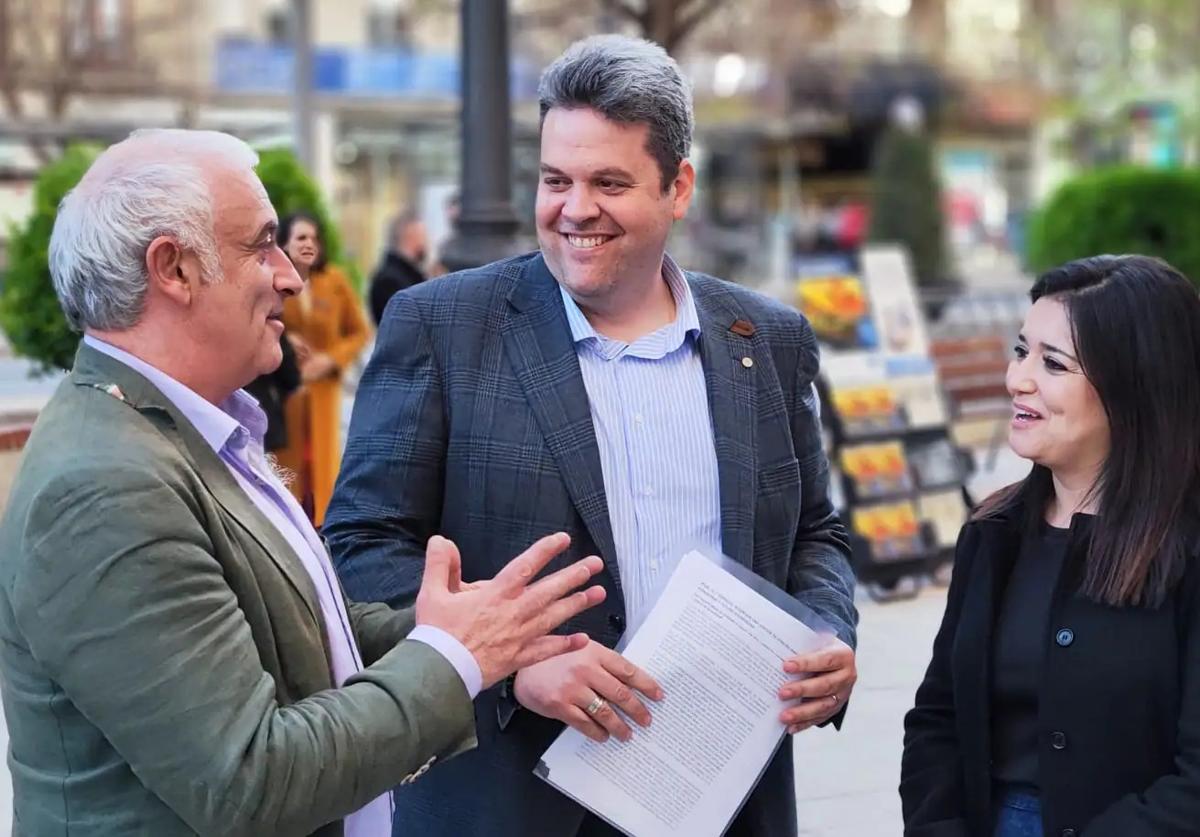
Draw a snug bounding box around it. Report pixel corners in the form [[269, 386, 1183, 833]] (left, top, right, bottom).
[[368, 213, 428, 325], [244, 331, 301, 453]]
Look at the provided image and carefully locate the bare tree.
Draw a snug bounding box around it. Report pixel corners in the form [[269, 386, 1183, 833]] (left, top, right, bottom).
[[598, 0, 727, 53], [0, 0, 193, 161], [0, 0, 90, 159]]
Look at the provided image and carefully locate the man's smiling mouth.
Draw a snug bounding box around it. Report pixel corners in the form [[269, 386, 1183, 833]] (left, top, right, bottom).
[[564, 234, 616, 249]]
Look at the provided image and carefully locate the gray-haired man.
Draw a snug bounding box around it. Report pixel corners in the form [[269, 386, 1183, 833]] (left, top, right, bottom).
[[327, 35, 858, 837], [0, 128, 606, 836]]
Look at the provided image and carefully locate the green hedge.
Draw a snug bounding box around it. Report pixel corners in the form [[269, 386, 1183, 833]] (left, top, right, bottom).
[[0, 145, 100, 373], [0, 145, 353, 373], [1027, 166, 1200, 287]]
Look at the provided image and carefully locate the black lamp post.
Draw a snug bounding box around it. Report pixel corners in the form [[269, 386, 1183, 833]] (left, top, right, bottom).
[[439, 0, 525, 272]]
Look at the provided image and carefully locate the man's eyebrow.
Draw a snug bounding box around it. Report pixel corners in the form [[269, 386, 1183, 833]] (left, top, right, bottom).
[[249, 221, 277, 244], [591, 167, 634, 181], [539, 164, 635, 181]]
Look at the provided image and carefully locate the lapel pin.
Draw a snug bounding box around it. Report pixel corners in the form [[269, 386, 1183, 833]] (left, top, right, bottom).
[[741, 357, 754, 369], [91, 382, 127, 402], [730, 319, 756, 337]]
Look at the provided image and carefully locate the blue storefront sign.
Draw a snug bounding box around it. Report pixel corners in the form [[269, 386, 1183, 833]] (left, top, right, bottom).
[[214, 37, 537, 100]]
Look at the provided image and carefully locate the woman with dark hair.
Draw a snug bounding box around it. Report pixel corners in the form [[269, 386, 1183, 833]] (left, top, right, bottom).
[[901, 255, 1200, 836], [274, 211, 369, 524]]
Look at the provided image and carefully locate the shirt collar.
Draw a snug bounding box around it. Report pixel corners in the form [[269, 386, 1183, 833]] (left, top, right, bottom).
[[83, 335, 267, 455], [559, 254, 700, 353]]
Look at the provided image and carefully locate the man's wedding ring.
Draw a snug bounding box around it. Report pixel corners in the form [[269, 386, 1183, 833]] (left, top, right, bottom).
[[585, 696, 607, 717]]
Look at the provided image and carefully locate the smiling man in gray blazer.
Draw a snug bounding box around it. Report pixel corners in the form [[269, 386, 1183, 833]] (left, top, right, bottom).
[[326, 36, 858, 837]]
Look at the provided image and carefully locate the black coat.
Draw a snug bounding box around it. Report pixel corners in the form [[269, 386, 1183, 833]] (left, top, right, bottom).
[[901, 507, 1200, 837], [243, 333, 301, 453], [368, 251, 425, 325]]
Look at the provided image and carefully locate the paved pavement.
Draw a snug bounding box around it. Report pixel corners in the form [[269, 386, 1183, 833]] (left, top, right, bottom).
[[790, 444, 1027, 836], [794, 586, 946, 836]]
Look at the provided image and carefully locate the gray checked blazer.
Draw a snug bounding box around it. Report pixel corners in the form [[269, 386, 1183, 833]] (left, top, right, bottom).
[[325, 252, 857, 837]]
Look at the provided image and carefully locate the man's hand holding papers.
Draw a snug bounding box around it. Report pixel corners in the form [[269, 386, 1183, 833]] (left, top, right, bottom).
[[515, 641, 663, 742], [778, 637, 857, 734]]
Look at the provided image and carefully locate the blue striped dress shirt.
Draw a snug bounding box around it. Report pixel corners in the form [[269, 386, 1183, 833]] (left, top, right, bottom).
[[559, 257, 723, 620]]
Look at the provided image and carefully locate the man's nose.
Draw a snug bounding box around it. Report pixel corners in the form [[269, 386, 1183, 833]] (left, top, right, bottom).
[[562, 186, 600, 222], [275, 250, 304, 296]]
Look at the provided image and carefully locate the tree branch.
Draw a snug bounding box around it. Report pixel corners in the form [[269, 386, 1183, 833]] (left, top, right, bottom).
[[598, 0, 647, 25], [673, 0, 725, 47], [512, 5, 583, 30]]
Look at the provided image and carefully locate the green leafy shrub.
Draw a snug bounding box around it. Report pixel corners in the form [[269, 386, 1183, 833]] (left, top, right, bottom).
[[1027, 166, 1200, 286], [0, 145, 99, 373]]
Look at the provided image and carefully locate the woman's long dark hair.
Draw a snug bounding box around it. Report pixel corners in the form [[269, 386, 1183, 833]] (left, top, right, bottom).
[[277, 211, 328, 272], [977, 255, 1200, 607]]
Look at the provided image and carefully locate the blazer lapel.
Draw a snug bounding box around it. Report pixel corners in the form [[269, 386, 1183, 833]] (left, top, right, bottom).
[[175, 424, 325, 633], [501, 256, 622, 595], [70, 344, 324, 632], [691, 279, 760, 568]]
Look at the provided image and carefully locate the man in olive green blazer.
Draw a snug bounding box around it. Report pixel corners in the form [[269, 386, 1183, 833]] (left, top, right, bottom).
[[0, 129, 605, 836]]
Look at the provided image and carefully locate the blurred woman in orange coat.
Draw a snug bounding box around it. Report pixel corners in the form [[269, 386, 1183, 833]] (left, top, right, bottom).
[[275, 212, 370, 525]]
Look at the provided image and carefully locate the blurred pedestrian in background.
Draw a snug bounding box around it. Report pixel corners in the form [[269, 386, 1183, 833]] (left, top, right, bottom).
[[275, 211, 370, 525], [368, 213, 429, 326], [244, 331, 301, 454]]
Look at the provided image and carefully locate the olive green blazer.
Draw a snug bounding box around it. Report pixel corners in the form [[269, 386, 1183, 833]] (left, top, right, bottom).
[[0, 343, 476, 836]]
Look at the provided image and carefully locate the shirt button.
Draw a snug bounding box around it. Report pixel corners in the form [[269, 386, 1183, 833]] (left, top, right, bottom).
[[650, 559, 660, 572], [1055, 628, 1074, 647], [741, 356, 754, 368], [644, 486, 654, 496], [634, 413, 645, 424], [1050, 731, 1067, 750]]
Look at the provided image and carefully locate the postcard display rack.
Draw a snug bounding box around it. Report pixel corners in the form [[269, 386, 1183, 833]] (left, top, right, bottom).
[[793, 246, 970, 599]]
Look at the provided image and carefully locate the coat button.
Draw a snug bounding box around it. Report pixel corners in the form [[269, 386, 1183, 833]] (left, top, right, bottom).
[[1062, 829, 1078, 837], [1055, 628, 1074, 647], [1051, 731, 1067, 750], [608, 613, 625, 631]]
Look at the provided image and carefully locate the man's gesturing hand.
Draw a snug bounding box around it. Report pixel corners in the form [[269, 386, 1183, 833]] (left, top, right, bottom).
[[415, 533, 607, 688]]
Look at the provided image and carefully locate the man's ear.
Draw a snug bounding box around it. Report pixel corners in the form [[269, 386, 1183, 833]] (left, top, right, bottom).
[[671, 159, 696, 221], [146, 236, 201, 306]]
